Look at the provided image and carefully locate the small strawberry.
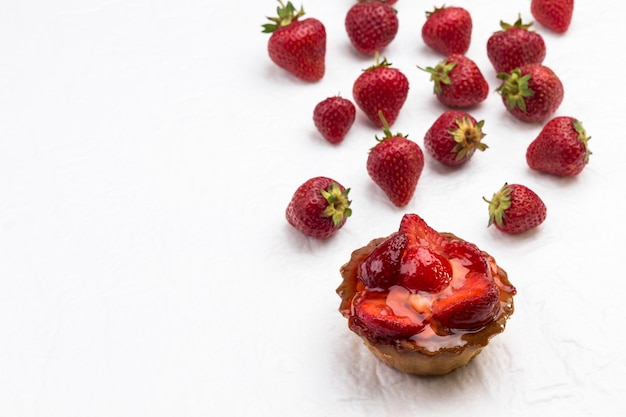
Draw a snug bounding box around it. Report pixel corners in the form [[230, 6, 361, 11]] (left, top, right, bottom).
[[350, 291, 426, 341], [421, 6, 472, 55], [486, 15, 547, 74], [420, 54, 489, 108], [353, 56, 409, 127], [496, 64, 564, 123], [357, 232, 407, 290], [531, 0, 574, 34], [526, 116, 592, 176], [431, 272, 500, 330], [366, 113, 424, 207], [313, 95, 356, 144], [262, 1, 326, 81], [423, 110, 487, 166], [345, 0, 399, 55], [484, 183, 547, 234], [285, 176, 352, 239]]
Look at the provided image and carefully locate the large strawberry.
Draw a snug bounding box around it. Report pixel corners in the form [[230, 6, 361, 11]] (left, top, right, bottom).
[[496, 64, 563, 123], [421, 6, 472, 55], [313, 95, 356, 144], [262, 1, 326, 81], [345, 0, 399, 55], [484, 183, 547, 234], [420, 54, 489, 108], [531, 0, 574, 34], [486, 16, 546, 74], [526, 116, 592, 176], [353, 56, 409, 127], [285, 176, 352, 239], [366, 113, 424, 207], [431, 272, 500, 331], [423, 110, 487, 166]]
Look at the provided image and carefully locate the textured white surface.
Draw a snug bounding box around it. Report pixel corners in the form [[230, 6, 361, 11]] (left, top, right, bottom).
[[1, 0, 625, 415]]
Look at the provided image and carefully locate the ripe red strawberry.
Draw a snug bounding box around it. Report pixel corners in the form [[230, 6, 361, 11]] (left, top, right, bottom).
[[262, 1, 326, 81], [526, 116, 592, 176], [423, 110, 487, 166], [421, 6, 472, 55], [345, 0, 399, 55], [350, 291, 426, 341], [531, 0, 574, 34], [357, 232, 407, 290], [431, 272, 500, 330], [366, 114, 424, 207], [484, 183, 547, 234], [496, 64, 564, 123], [353, 57, 409, 127], [285, 176, 352, 239], [420, 54, 489, 108], [313, 95, 356, 144], [486, 16, 546, 74]]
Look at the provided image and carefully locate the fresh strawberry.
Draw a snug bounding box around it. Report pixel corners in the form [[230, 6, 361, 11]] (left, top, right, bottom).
[[353, 56, 409, 127], [531, 0, 574, 34], [526, 116, 592, 176], [350, 291, 426, 341], [262, 1, 326, 81], [421, 6, 472, 55], [345, 0, 399, 55], [496, 64, 564, 123], [443, 240, 490, 276], [357, 232, 407, 290], [486, 15, 546, 74], [366, 113, 424, 207], [285, 176, 352, 239], [484, 183, 547, 234], [423, 110, 487, 166], [431, 272, 500, 330], [313, 95, 356, 144], [420, 54, 489, 108]]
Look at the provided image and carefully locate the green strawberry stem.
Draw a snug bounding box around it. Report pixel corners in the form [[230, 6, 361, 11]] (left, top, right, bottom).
[[321, 183, 352, 226], [417, 61, 456, 95], [483, 183, 512, 227], [496, 69, 534, 112], [573, 119, 593, 163], [450, 117, 487, 160], [262, 1, 304, 33], [375, 110, 405, 142]]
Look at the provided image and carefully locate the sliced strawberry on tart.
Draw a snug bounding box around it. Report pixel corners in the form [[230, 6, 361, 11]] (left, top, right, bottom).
[[337, 214, 516, 375]]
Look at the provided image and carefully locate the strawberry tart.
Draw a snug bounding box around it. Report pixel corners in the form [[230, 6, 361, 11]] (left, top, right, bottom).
[[337, 214, 516, 375]]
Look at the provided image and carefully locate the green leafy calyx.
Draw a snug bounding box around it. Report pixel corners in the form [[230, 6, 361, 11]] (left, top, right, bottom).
[[262, 1, 305, 33], [321, 183, 352, 226], [500, 14, 533, 31], [449, 117, 487, 160], [496, 68, 534, 112], [483, 183, 512, 228], [573, 119, 593, 164], [418, 60, 456, 95]]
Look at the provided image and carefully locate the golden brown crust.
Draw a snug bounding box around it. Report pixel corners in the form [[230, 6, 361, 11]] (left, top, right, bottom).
[[337, 233, 516, 376]]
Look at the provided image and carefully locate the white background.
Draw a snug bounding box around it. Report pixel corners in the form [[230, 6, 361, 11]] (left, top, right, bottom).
[[1, 1, 625, 415]]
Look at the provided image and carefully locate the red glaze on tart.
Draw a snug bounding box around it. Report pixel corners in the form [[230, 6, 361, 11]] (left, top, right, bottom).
[[337, 214, 516, 375]]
